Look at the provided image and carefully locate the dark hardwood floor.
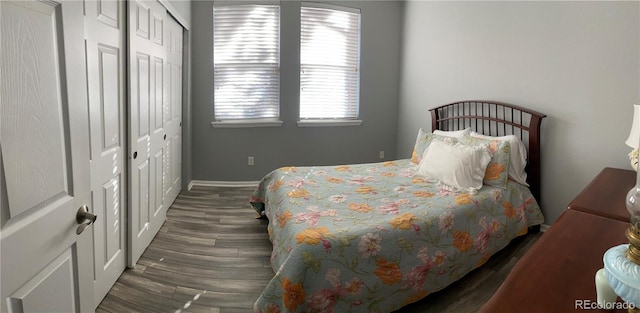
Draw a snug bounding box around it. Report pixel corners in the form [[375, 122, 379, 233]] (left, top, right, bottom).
[[97, 186, 542, 313]]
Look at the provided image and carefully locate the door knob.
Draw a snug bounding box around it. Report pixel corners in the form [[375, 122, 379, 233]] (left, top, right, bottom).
[[76, 205, 97, 235]]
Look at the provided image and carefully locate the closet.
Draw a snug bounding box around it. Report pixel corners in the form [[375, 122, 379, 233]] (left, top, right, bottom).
[[0, 0, 184, 310]]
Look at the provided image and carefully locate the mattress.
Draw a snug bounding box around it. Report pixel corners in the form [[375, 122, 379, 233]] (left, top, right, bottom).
[[250, 159, 544, 313]]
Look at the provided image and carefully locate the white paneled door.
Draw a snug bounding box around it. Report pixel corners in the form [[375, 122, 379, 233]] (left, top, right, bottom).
[[1, 0, 184, 308], [0, 1, 94, 312], [166, 15, 183, 204], [84, 0, 127, 307], [128, 0, 182, 266]]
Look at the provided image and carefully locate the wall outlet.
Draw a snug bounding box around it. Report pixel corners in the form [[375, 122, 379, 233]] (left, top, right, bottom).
[[248, 156, 254, 166], [379, 151, 385, 159]]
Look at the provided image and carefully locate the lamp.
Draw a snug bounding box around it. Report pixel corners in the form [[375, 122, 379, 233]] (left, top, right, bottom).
[[595, 105, 640, 312], [626, 104, 640, 171], [620, 104, 640, 312], [626, 104, 640, 265]]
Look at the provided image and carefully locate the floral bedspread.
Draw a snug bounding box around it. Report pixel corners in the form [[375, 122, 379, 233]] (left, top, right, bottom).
[[250, 159, 543, 313]]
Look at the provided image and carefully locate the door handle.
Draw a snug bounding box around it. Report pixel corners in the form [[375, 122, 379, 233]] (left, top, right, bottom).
[[76, 205, 97, 235]]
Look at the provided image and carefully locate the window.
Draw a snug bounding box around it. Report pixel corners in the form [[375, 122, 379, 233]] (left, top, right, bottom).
[[300, 3, 361, 121], [213, 4, 280, 124]]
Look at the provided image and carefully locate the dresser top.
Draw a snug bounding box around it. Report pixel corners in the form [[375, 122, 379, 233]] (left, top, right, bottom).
[[568, 167, 635, 222]]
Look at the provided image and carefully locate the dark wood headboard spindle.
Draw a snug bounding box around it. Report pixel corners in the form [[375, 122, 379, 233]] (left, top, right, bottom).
[[429, 101, 546, 203]]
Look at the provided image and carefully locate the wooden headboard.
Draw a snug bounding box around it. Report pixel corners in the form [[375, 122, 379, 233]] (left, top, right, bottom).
[[429, 100, 547, 202]]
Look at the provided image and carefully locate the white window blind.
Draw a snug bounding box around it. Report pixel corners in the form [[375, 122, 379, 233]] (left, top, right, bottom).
[[213, 4, 280, 121], [300, 4, 361, 120]]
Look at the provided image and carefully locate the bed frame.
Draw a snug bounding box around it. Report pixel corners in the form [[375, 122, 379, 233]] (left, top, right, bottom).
[[430, 100, 547, 203]]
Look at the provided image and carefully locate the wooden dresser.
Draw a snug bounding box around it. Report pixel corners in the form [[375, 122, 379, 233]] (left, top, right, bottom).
[[480, 168, 635, 312], [567, 167, 634, 222]]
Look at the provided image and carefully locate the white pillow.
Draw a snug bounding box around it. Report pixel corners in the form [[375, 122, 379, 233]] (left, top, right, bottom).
[[470, 132, 528, 186], [433, 128, 471, 138], [418, 140, 491, 193]]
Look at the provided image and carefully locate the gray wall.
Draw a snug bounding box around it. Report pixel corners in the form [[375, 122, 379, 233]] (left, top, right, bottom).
[[191, 0, 405, 181], [397, 1, 640, 224]]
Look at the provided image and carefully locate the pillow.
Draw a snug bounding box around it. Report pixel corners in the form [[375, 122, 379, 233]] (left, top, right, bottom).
[[418, 140, 491, 193], [410, 128, 470, 164], [470, 132, 528, 186], [433, 128, 471, 138], [459, 136, 511, 189]]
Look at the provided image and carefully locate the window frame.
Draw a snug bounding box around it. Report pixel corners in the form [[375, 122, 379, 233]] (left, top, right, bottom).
[[211, 2, 283, 128], [298, 2, 362, 127]]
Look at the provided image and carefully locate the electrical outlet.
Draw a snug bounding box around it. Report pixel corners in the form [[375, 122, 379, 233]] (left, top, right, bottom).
[[248, 156, 254, 166], [379, 151, 385, 159]]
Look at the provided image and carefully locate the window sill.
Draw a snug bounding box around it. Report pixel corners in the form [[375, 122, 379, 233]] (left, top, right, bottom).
[[211, 120, 283, 128], [297, 119, 363, 127]]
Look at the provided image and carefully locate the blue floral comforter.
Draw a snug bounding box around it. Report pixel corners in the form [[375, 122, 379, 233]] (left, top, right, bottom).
[[250, 159, 543, 313]]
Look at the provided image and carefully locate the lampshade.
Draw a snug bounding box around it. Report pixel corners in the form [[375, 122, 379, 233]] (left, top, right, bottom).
[[626, 104, 640, 148]]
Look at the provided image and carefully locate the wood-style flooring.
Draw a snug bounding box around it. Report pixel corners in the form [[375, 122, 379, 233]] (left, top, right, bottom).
[[97, 186, 542, 313]]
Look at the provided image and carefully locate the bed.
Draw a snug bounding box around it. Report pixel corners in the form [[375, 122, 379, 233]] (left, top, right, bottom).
[[250, 100, 547, 313]]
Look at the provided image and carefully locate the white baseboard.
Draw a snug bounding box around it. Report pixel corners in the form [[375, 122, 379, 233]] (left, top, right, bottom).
[[540, 224, 550, 232], [188, 180, 260, 190]]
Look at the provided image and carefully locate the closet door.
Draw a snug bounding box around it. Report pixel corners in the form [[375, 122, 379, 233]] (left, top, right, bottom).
[[84, 0, 126, 306], [128, 0, 168, 266], [165, 16, 183, 204]]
